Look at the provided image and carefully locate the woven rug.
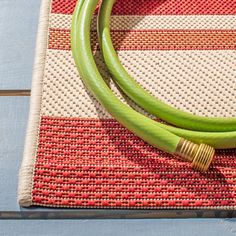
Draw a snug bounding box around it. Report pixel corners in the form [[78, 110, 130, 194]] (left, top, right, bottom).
[[18, 0, 236, 209]]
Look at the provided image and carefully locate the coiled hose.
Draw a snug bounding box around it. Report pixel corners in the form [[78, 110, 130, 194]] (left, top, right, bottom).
[[71, 0, 236, 172]]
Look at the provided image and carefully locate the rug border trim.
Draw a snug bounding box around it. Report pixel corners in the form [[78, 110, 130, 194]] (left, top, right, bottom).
[[17, 0, 51, 207]]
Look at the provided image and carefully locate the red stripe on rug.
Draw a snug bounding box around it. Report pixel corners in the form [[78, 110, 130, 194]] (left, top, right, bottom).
[[48, 29, 236, 51], [51, 0, 236, 15], [32, 116, 236, 208]]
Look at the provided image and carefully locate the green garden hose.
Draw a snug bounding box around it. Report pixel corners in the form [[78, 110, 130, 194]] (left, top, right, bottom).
[[98, 0, 236, 133], [71, 0, 236, 172]]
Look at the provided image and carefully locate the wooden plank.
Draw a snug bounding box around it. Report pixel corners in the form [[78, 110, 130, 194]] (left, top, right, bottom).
[[0, 97, 29, 212], [0, 219, 236, 236], [0, 0, 41, 89], [0, 97, 236, 219]]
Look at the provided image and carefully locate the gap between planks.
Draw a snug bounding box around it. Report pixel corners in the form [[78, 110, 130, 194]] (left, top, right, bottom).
[[0, 90, 31, 96]]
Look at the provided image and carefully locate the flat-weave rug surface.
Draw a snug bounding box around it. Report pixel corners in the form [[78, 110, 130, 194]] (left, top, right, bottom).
[[18, 0, 236, 209]]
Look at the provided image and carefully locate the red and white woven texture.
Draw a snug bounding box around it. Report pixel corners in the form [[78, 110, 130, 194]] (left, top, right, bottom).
[[18, 0, 236, 209]]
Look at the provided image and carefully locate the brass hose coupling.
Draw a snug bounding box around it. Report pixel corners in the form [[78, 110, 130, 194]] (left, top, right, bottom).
[[175, 138, 215, 172]]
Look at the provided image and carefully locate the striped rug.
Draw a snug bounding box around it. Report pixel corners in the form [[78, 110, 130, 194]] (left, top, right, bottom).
[[18, 0, 236, 209]]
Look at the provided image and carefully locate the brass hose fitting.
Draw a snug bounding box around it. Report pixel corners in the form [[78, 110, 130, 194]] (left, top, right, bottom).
[[175, 139, 215, 172]]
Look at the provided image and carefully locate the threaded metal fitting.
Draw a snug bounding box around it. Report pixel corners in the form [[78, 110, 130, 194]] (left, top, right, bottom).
[[175, 139, 215, 172]]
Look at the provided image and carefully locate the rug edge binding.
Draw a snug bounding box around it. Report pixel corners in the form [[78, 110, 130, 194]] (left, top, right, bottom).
[[17, 0, 51, 207]]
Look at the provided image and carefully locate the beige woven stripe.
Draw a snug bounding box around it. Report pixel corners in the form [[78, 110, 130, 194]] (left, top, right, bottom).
[[41, 49, 236, 118], [50, 14, 236, 30]]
